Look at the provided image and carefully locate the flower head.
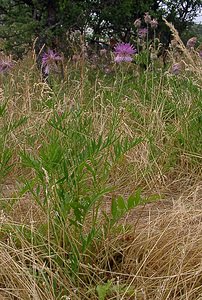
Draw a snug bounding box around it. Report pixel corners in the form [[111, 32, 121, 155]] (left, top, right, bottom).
[[186, 37, 197, 49], [138, 28, 148, 39], [134, 18, 141, 28], [170, 39, 178, 48], [104, 67, 112, 74], [114, 43, 136, 63], [199, 51, 202, 58], [72, 54, 81, 62], [100, 49, 107, 57], [144, 12, 151, 24], [150, 19, 158, 29], [42, 49, 62, 75], [0, 58, 14, 74], [171, 63, 181, 75]]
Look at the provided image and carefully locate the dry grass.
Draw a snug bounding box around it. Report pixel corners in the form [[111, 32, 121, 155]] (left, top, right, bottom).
[[163, 18, 202, 82], [0, 182, 202, 299], [0, 22, 202, 299], [87, 183, 202, 300]]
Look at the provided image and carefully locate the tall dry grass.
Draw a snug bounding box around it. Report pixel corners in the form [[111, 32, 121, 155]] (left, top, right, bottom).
[[0, 21, 202, 299]]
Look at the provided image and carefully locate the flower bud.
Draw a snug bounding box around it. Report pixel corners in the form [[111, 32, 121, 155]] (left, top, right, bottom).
[[171, 63, 181, 75], [72, 54, 80, 62], [144, 12, 151, 24], [186, 37, 197, 49], [100, 49, 107, 56], [138, 28, 148, 39], [134, 18, 141, 28], [170, 39, 178, 48], [150, 19, 158, 29]]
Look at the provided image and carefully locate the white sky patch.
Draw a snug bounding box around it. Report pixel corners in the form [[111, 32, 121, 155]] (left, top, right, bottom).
[[194, 14, 202, 23]]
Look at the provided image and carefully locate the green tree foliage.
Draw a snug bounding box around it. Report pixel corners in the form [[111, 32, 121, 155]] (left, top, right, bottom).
[[182, 23, 202, 44], [162, 0, 202, 33], [0, 0, 87, 57], [85, 0, 160, 40], [0, 0, 201, 57], [0, 0, 38, 56]]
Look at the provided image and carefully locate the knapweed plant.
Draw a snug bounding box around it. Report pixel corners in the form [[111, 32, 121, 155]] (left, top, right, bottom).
[[18, 105, 147, 276]]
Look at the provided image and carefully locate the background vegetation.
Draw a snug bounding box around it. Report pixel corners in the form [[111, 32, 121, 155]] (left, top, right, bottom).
[[0, 0, 202, 57]]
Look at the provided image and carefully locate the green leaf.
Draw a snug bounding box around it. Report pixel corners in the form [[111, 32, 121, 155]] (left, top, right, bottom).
[[111, 198, 118, 219], [127, 189, 142, 209], [0, 102, 7, 117], [117, 196, 126, 210]]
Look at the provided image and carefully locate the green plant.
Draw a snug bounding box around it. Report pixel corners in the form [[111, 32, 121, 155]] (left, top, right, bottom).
[[17, 105, 144, 277]]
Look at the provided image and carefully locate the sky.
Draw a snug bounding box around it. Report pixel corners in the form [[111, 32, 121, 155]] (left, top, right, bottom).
[[194, 13, 202, 23]]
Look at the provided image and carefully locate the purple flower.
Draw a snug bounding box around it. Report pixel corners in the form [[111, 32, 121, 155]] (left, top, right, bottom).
[[42, 49, 62, 75], [138, 28, 148, 39], [199, 51, 202, 58], [171, 63, 181, 75], [114, 43, 136, 63], [0, 58, 14, 74], [186, 37, 197, 49], [115, 55, 133, 63]]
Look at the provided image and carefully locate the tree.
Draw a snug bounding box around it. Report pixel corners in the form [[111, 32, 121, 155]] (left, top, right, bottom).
[[0, 0, 201, 57], [162, 0, 202, 33], [0, 0, 87, 57]]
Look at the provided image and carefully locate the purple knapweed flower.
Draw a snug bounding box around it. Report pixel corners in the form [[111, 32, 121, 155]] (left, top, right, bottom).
[[114, 43, 136, 63], [150, 19, 158, 29], [171, 63, 181, 75], [199, 51, 202, 58], [0, 58, 14, 74], [144, 12, 151, 24], [138, 28, 148, 39], [186, 37, 197, 49], [42, 49, 62, 75], [134, 18, 141, 28]]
